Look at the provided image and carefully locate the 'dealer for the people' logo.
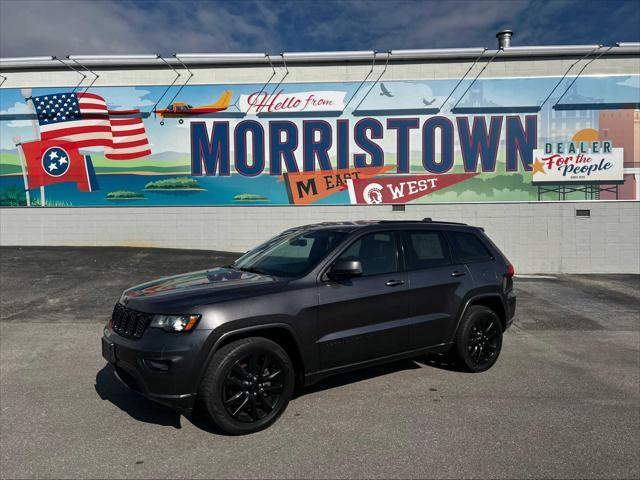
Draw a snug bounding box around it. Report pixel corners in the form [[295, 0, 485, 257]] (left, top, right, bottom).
[[532, 128, 624, 184]]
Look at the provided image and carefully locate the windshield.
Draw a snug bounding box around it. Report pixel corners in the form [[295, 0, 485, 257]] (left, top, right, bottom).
[[233, 229, 348, 277]]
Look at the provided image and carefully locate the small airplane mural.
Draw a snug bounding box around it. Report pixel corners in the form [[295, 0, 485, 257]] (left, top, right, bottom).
[[154, 90, 233, 124], [379, 83, 393, 97]]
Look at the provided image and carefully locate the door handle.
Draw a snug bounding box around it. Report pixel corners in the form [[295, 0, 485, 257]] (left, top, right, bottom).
[[385, 279, 405, 287], [451, 271, 466, 277]]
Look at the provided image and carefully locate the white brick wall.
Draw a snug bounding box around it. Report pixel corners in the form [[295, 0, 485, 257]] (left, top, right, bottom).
[[1, 202, 638, 274]]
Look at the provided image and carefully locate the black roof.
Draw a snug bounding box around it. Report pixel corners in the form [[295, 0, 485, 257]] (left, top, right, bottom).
[[290, 219, 472, 233]]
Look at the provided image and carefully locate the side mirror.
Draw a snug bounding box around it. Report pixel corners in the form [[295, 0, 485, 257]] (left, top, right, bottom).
[[328, 259, 362, 280]]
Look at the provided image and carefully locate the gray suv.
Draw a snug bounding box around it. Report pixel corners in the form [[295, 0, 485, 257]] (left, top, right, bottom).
[[102, 219, 516, 434]]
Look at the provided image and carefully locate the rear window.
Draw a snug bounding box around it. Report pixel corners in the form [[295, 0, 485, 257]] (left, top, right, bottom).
[[402, 231, 451, 269], [447, 231, 493, 263]]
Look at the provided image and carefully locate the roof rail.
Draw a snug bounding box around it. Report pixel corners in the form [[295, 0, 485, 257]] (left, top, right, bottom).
[[422, 218, 468, 225], [378, 219, 469, 226]]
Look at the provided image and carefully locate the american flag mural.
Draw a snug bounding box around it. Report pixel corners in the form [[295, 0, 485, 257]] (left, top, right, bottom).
[[32, 92, 151, 160]]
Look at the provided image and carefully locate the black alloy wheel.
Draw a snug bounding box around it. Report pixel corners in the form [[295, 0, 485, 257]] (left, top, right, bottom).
[[199, 337, 294, 435], [222, 352, 285, 423], [466, 314, 500, 367], [455, 305, 503, 372]]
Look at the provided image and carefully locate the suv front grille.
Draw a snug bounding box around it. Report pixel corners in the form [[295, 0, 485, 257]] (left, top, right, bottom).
[[111, 303, 152, 339]]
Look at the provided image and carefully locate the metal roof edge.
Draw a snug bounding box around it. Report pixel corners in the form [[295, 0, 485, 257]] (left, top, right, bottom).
[[1, 44, 638, 71]]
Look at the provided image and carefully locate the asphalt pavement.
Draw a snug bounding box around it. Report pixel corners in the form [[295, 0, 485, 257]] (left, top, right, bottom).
[[1, 246, 638, 479]]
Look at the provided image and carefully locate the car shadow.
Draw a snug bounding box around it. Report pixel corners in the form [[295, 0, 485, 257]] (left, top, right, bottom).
[[296, 353, 469, 398], [295, 357, 426, 398], [94, 365, 182, 429], [95, 354, 467, 434], [418, 353, 469, 372]]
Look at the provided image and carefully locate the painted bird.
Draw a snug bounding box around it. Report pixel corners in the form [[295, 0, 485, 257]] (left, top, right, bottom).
[[380, 83, 393, 97]]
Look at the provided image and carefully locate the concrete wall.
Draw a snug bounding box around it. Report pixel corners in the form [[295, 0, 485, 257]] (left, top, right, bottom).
[[2, 201, 638, 274]]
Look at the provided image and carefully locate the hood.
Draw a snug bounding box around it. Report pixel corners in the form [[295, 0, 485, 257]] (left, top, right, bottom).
[[120, 267, 285, 313]]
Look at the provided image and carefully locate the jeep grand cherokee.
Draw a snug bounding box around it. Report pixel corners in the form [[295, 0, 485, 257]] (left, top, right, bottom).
[[102, 219, 516, 434]]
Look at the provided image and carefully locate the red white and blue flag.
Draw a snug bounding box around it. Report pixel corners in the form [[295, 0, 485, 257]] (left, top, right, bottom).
[[21, 139, 100, 192], [32, 92, 151, 160]]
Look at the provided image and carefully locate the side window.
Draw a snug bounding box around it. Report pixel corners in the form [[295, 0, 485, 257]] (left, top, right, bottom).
[[402, 231, 451, 269], [336, 232, 397, 277], [447, 231, 493, 263]]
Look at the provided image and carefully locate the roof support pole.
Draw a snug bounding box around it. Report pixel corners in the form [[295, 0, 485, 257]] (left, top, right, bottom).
[[554, 46, 612, 107], [163, 55, 195, 109], [150, 56, 181, 116], [440, 48, 487, 112], [450, 48, 502, 111], [353, 51, 391, 113], [67, 57, 100, 96], [342, 51, 377, 114], [538, 45, 602, 109], [54, 57, 86, 95]]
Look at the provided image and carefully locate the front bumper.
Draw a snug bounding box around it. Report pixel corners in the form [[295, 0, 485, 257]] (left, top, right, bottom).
[[101, 325, 213, 414], [111, 364, 196, 413]]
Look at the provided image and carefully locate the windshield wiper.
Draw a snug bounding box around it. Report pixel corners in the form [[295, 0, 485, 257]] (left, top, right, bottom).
[[235, 266, 268, 275]]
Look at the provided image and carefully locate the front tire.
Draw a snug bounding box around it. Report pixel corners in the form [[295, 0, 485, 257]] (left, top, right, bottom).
[[199, 337, 294, 435], [454, 305, 503, 372]]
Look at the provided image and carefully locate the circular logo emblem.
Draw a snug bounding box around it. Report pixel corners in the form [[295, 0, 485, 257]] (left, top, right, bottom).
[[42, 146, 70, 178], [363, 182, 383, 204]]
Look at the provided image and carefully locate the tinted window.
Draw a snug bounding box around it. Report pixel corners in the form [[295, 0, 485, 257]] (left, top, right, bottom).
[[447, 231, 493, 263], [234, 229, 347, 276], [336, 232, 397, 276], [403, 231, 451, 269]]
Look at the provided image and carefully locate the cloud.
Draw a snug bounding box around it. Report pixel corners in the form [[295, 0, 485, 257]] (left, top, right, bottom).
[[0, 0, 284, 57], [0, 101, 32, 128], [93, 87, 154, 109], [616, 76, 640, 89], [1, 0, 638, 58]]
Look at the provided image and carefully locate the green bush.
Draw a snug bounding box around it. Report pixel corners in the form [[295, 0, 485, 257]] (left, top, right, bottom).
[[0, 186, 72, 206], [144, 177, 202, 190], [0, 185, 27, 206], [106, 190, 145, 199]]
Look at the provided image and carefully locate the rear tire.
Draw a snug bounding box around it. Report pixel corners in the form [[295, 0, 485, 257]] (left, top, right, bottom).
[[199, 337, 294, 435], [454, 305, 503, 372]]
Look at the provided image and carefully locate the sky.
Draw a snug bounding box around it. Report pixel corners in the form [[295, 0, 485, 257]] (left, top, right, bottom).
[[0, 0, 639, 58]]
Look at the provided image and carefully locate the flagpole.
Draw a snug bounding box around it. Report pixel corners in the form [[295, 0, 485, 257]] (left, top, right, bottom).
[[21, 88, 45, 207], [12, 135, 31, 207]]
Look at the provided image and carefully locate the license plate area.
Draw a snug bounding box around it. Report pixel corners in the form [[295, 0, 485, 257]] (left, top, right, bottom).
[[101, 338, 117, 363]]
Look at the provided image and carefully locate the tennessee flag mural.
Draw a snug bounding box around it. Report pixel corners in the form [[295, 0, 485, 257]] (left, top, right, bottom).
[[21, 140, 100, 192]]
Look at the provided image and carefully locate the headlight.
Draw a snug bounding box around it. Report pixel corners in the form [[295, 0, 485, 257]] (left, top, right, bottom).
[[150, 314, 201, 332]]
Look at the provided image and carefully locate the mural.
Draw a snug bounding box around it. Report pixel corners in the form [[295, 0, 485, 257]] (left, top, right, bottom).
[[0, 74, 638, 206]]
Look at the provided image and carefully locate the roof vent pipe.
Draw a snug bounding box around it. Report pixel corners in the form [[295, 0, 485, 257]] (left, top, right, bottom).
[[496, 29, 514, 48]]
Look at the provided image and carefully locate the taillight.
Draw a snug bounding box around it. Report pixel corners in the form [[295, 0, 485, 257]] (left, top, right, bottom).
[[506, 263, 515, 278]]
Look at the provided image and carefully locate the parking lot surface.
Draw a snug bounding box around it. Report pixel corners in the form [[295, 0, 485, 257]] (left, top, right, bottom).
[[1, 246, 639, 479]]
